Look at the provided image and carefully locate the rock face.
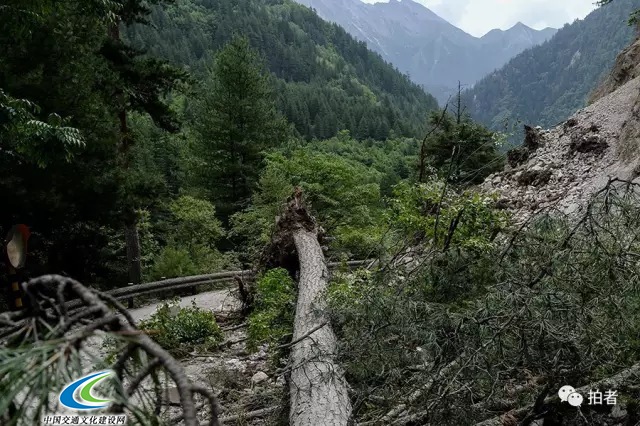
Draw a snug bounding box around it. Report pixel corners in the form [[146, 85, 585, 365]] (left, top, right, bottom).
[[481, 76, 640, 221], [590, 32, 640, 103]]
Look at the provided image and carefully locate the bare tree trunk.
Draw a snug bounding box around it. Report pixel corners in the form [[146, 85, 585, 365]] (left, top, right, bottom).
[[125, 222, 142, 299], [110, 20, 142, 293], [271, 189, 352, 426]]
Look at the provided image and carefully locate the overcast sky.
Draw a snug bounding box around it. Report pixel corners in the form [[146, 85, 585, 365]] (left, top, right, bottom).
[[360, 0, 598, 37]]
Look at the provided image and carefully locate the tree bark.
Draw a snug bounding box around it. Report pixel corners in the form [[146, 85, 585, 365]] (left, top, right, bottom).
[[125, 222, 142, 287], [272, 189, 352, 426], [109, 19, 142, 294]]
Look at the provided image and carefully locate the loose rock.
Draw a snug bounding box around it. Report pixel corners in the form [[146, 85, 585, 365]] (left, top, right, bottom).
[[481, 76, 640, 222], [251, 371, 269, 386]]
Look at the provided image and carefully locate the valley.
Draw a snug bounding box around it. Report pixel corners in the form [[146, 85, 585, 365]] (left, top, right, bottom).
[[2, 0, 640, 425]]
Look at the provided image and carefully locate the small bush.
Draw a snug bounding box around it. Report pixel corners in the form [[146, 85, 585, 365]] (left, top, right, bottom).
[[149, 247, 199, 280], [138, 299, 224, 357], [247, 268, 296, 352]]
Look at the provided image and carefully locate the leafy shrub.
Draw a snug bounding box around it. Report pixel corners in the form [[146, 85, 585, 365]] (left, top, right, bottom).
[[138, 299, 224, 357], [148, 244, 239, 280], [247, 268, 296, 352], [148, 247, 199, 280], [145, 195, 237, 280], [388, 179, 508, 252], [168, 196, 225, 246]]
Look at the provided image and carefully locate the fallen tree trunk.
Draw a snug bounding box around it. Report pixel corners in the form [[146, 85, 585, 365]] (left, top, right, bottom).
[[270, 189, 352, 426]]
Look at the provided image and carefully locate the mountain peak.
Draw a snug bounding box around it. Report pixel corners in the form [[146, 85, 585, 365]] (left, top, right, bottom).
[[509, 21, 532, 31], [294, 0, 558, 104]]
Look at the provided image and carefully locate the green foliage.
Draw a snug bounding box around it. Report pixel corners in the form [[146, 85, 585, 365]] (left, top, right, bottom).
[[147, 196, 236, 280], [0, 0, 504, 304], [0, 0, 187, 287], [247, 268, 296, 352], [168, 196, 224, 246], [0, 90, 85, 167], [232, 146, 387, 260], [327, 269, 375, 321], [465, 0, 636, 134], [421, 108, 505, 185], [330, 184, 640, 424], [138, 299, 224, 357], [125, 0, 438, 141], [148, 247, 199, 279], [191, 36, 289, 219], [137, 209, 161, 274], [148, 245, 238, 280], [389, 180, 508, 252]]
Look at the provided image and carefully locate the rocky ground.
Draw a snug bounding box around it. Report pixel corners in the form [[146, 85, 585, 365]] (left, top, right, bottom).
[[481, 75, 640, 222], [81, 288, 286, 426], [159, 289, 286, 426]]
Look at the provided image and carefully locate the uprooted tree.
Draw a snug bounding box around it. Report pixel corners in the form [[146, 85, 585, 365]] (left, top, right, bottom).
[[264, 188, 352, 426]]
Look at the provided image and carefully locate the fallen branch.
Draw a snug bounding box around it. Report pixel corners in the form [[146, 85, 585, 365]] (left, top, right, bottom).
[[474, 362, 640, 426], [219, 406, 280, 424], [169, 404, 279, 425], [359, 314, 518, 425], [275, 321, 328, 350], [222, 323, 247, 332], [1, 274, 221, 426]]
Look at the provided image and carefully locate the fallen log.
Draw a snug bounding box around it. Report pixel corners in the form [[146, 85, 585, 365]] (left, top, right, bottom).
[[270, 189, 352, 426]]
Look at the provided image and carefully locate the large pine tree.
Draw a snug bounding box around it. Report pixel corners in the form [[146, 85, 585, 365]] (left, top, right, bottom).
[[192, 36, 288, 221]]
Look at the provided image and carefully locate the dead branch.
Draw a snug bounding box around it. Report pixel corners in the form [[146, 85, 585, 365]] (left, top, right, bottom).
[[0, 274, 221, 426]]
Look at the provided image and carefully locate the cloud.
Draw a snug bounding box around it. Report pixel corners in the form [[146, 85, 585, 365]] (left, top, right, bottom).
[[360, 0, 597, 36]]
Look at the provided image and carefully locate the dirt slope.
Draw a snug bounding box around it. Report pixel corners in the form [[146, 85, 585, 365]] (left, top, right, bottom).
[[590, 31, 640, 103], [481, 75, 640, 220]]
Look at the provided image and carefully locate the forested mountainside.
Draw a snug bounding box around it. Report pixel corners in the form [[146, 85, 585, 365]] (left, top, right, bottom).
[[464, 0, 637, 131], [295, 0, 556, 104], [125, 0, 438, 141], [5, 1, 640, 426], [1, 0, 492, 289]]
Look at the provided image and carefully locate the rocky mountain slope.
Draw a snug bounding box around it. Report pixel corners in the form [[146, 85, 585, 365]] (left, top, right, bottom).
[[481, 40, 640, 221], [590, 27, 640, 103], [295, 0, 556, 104]]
